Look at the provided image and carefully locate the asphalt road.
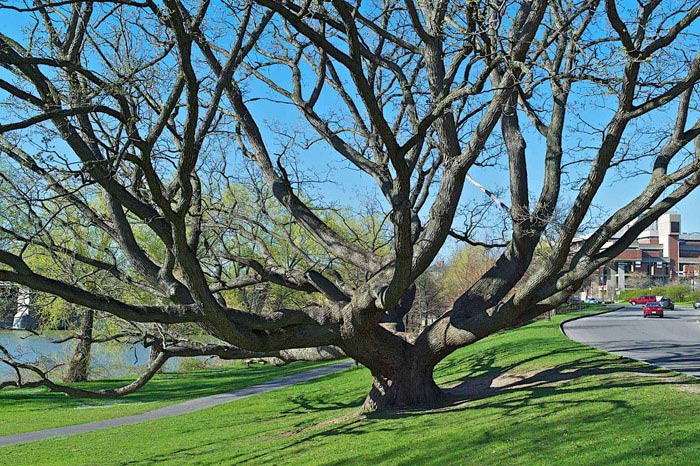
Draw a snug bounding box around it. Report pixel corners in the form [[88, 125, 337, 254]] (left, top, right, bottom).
[[563, 306, 700, 378]]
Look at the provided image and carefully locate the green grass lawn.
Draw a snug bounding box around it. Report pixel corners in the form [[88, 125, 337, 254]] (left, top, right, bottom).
[[3, 308, 700, 465], [0, 360, 331, 436]]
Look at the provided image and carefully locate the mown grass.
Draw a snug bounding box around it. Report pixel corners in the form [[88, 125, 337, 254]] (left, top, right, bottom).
[[3, 307, 700, 465], [0, 360, 331, 436]]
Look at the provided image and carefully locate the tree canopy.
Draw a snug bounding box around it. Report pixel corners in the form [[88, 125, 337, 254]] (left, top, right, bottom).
[[1, 0, 699, 410]]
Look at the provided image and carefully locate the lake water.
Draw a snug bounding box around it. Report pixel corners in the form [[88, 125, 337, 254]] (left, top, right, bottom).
[[0, 330, 180, 381]]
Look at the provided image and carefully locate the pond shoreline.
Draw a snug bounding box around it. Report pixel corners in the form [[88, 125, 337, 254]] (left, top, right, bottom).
[[0, 329, 180, 380]]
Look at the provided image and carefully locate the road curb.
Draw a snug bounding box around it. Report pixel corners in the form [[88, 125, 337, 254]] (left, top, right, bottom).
[[559, 305, 625, 338]]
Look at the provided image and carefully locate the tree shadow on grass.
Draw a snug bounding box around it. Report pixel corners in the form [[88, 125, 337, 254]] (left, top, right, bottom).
[[293, 348, 693, 432], [263, 357, 658, 458], [79, 350, 699, 466], [278, 371, 367, 416], [0, 360, 327, 408], [388, 354, 686, 422], [118, 441, 221, 466], [282, 393, 364, 414]]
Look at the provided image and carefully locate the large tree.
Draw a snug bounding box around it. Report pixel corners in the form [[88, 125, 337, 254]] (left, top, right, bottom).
[[1, 0, 699, 410]]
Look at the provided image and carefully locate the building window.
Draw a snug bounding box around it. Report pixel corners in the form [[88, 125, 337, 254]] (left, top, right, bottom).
[[671, 221, 680, 233]]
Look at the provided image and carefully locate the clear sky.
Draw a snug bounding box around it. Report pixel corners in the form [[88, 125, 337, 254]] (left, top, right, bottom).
[[1, 1, 699, 241]]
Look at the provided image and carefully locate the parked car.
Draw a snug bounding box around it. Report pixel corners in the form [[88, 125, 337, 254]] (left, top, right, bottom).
[[659, 297, 674, 310], [694, 300, 700, 310], [584, 297, 599, 304], [629, 295, 656, 305], [643, 302, 664, 318]]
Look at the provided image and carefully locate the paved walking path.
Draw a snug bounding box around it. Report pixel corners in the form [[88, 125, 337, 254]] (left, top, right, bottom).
[[0, 361, 354, 448]]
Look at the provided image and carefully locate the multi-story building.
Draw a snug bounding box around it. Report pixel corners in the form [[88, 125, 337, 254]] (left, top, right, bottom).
[[576, 213, 700, 300]]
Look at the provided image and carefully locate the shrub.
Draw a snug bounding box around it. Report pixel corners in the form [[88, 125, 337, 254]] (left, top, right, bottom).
[[618, 285, 692, 302], [176, 357, 212, 372], [618, 289, 646, 302], [655, 285, 690, 301]]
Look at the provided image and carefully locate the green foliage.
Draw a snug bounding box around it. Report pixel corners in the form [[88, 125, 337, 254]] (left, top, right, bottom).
[[204, 181, 392, 313], [618, 285, 692, 302], [659, 285, 693, 302], [439, 246, 494, 304], [0, 286, 18, 321], [617, 289, 642, 302], [176, 357, 213, 372]]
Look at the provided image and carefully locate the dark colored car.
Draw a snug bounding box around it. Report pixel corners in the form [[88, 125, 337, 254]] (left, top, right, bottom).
[[694, 300, 700, 310], [643, 302, 664, 318], [659, 297, 674, 310], [630, 295, 656, 305]]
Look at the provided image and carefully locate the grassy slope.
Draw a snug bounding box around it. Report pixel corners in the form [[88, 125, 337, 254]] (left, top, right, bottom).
[[0, 360, 330, 436], [3, 308, 700, 465]]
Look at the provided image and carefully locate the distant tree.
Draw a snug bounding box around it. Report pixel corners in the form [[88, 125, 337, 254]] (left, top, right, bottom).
[[404, 264, 444, 334], [1, 0, 700, 411], [0, 285, 17, 323], [64, 308, 93, 382], [440, 247, 495, 305], [627, 272, 655, 290]]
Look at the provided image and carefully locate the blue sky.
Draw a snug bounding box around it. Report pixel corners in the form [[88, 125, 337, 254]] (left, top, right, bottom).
[[1, 1, 699, 240]]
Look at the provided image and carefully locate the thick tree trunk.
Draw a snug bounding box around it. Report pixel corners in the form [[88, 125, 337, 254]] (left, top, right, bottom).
[[361, 363, 441, 412], [65, 309, 94, 383], [342, 321, 443, 412]]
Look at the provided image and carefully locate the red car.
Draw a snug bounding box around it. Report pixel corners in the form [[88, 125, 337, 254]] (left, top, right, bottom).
[[630, 295, 656, 305], [643, 302, 664, 318]]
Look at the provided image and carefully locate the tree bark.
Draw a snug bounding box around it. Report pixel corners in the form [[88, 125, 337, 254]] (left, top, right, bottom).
[[65, 309, 94, 383], [361, 363, 441, 412], [343, 325, 442, 412]]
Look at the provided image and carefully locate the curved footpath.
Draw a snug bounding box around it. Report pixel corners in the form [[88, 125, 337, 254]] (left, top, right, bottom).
[[562, 306, 700, 378], [0, 361, 354, 448]]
